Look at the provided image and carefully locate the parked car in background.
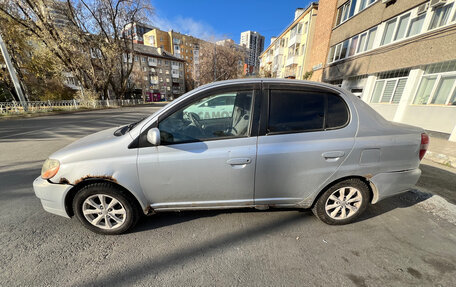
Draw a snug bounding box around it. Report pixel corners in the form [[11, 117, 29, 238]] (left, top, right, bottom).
[[33, 79, 428, 234], [183, 93, 236, 120]]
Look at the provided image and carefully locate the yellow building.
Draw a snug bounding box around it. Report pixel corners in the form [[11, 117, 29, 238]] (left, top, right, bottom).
[[259, 3, 318, 80], [143, 29, 204, 89]]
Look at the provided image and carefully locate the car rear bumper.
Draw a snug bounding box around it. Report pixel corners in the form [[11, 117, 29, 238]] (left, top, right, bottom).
[[33, 176, 72, 218], [370, 168, 421, 204]]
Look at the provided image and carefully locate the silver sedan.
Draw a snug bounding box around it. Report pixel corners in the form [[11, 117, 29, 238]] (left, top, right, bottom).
[[33, 79, 428, 234]]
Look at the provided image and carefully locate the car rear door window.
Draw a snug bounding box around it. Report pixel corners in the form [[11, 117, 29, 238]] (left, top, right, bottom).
[[326, 94, 349, 128], [268, 90, 349, 134], [268, 91, 325, 133]]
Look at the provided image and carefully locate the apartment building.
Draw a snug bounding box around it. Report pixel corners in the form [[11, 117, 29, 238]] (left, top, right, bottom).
[[324, 0, 456, 140], [143, 29, 203, 89], [240, 31, 265, 74], [259, 3, 318, 80], [123, 22, 156, 44], [127, 45, 185, 101]]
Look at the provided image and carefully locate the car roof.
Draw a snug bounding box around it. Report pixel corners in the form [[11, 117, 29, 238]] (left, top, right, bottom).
[[194, 78, 346, 95]]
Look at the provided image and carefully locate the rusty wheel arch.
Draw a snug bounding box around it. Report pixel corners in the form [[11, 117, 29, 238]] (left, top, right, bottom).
[[64, 177, 144, 217]]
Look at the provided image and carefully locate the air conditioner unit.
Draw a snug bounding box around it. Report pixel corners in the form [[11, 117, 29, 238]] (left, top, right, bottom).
[[430, 0, 447, 8], [417, 3, 429, 15], [382, 0, 394, 4]]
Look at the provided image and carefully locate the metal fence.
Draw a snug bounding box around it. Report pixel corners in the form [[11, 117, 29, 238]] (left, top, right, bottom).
[[0, 99, 145, 115]]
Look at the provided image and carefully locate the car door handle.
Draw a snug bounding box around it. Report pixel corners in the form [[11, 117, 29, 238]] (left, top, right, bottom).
[[322, 151, 345, 162], [226, 158, 252, 165]]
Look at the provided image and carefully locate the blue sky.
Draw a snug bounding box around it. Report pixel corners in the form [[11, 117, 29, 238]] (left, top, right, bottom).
[[149, 0, 313, 47]]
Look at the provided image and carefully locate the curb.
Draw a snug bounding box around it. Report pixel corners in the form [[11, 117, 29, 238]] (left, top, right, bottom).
[[424, 151, 456, 169]]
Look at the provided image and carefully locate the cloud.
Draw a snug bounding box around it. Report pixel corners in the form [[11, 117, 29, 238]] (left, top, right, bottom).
[[151, 15, 227, 42]]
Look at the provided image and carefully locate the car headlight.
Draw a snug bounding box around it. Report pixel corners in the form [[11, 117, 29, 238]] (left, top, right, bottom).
[[41, 159, 60, 179]]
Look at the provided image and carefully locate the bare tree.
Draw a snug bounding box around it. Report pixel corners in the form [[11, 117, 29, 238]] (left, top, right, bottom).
[[0, 0, 153, 99], [197, 42, 245, 86]]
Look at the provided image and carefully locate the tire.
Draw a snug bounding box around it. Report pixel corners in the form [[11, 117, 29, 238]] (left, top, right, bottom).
[[312, 178, 370, 225], [73, 182, 140, 235]]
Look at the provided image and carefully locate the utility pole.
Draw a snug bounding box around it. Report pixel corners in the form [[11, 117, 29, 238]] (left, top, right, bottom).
[[0, 32, 28, 111]]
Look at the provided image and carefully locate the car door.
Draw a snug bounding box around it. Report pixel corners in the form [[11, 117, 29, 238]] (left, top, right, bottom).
[[254, 83, 357, 206], [137, 83, 261, 210]]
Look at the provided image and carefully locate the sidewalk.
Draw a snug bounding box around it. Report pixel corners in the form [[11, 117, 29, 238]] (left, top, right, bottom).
[[425, 134, 456, 169], [0, 102, 168, 120]]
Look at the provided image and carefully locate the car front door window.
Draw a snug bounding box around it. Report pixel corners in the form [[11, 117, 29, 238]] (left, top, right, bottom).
[[159, 91, 253, 144]]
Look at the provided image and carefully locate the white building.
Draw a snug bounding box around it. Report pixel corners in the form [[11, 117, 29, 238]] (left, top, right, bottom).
[[240, 31, 265, 73]]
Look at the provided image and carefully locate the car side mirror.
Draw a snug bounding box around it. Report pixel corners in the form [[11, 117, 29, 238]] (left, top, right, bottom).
[[146, 128, 161, 146]]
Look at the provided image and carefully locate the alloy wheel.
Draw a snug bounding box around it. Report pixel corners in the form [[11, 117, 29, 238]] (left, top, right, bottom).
[[82, 194, 127, 230], [324, 187, 363, 220]]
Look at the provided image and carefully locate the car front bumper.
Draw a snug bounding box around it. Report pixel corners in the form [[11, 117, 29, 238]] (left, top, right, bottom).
[[33, 176, 73, 218], [370, 168, 422, 204]]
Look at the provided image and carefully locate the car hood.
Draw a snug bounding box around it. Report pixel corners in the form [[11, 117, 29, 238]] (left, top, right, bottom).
[[49, 126, 129, 162]]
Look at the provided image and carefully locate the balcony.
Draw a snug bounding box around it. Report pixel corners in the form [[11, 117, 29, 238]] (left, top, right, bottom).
[[285, 55, 298, 66], [284, 70, 296, 79], [273, 47, 283, 56], [265, 53, 273, 64], [171, 62, 179, 69], [272, 63, 279, 72], [172, 78, 180, 83], [288, 33, 301, 47], [150, 77, 158, 85], [172, 88, 181, 94], [148, 58, 157, 66], [171, 69, 180, 79]]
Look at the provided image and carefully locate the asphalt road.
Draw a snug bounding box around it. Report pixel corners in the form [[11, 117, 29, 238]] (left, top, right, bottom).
[[1, 106, 455, 286]]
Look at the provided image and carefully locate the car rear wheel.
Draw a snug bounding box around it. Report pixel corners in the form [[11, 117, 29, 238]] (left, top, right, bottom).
[[312, 178, 370, 225], [73, 182, 140, 235]]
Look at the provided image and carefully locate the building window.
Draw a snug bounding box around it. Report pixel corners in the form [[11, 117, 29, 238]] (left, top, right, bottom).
[[134, 56, 138, 62], [414, 75, 456, 105], [141, 57, 146, 63], [335, 1, 350, 26], [335, 0, 377, 26], [394, 13, 411, 41], [371, 78, 408, 104], [382, 18, 397, 45], [413, 76, 438, 104], [348, 35, 358, 57], [407, 14, 426, 38], [328, 1, 456, 64], [149, 36, 155, 45], [429, 3, 453, 30], [359, 0, 376, 12]]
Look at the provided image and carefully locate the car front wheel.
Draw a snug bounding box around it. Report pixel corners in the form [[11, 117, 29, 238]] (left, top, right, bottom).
[[73, 182, 140, 235], [312, 178, 370, 225]]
